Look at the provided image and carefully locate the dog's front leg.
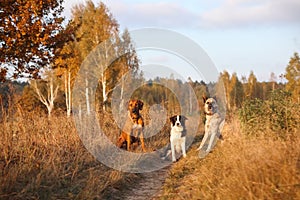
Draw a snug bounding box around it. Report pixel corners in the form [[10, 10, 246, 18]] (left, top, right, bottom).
[[136, 126, 146, 152], [181, 138, 186, 158], [127, 131, 131, 151], [171, 143, 176, 162], [206, 130, 216, 152], [140, 133, 146, 152], [139, 128, 146, 152], [197, 131, 209, 151]]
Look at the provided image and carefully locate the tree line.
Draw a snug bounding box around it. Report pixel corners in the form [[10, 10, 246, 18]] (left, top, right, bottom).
[[0, 0, 299, 118]]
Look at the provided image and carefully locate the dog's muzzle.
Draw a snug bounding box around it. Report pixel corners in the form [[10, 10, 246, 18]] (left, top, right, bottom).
[[173, 125, 183, 132], [208, 103, 212, 110], [132, 107, 139, 114]]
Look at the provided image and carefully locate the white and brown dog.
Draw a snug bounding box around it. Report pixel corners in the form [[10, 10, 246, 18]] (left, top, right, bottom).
[[163, 115, 187, 162], [197, 96, 224, 153]]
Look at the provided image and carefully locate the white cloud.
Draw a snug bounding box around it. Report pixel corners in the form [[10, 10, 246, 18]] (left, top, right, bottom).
[[201, 0, 300, 28], [64, 0, 300, 29], [106, 0, 198, 28]]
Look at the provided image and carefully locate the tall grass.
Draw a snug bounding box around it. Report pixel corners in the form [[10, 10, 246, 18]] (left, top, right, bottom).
[[0, 101, 185, 199], [160, 117, 300, 199], [0, 110, 131, 199]]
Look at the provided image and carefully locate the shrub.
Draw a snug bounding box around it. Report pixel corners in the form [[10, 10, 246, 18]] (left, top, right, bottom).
[[239, 89, 300, 137], [239, 98, 269, 136]]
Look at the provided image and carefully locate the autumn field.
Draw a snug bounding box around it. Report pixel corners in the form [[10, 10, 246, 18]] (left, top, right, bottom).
[[0, 104, 299, 199], [1, 1, 300, 199]]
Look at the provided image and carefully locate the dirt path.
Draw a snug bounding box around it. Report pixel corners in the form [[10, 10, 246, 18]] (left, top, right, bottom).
[[104, 166, 170, 200], [122, 167, 169, 200]]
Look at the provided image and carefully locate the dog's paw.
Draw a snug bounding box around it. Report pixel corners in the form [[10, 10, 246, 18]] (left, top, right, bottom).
[[183, 154, 187, 158], [205, 149, 211, 153], [198, 150, 208, 159]]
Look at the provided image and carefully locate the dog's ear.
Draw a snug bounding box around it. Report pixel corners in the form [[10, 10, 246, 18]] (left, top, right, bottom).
[[212, 96, 217, 102], [181, 115, 188, 121], [169, 116, 175, 123], [202, 94, 208, 103], [138, 100, 144, 110]]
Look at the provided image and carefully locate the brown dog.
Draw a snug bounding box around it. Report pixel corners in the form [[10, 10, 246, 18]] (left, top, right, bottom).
[[116, 99, 146, 152]]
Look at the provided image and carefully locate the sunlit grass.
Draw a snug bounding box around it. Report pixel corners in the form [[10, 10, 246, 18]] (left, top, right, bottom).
[[159, 117, 300, 199], [0, 111, 131, 199], [1, 109, 299, 199]]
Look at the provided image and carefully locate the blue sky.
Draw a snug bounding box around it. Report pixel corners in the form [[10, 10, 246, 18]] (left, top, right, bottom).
[[63, 0, 300, 82]]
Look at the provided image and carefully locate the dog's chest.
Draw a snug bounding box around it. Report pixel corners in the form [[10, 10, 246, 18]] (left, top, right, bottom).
[[122, 116, 142, 134], [205, 113, 222, 132], [205, 116, 212, 132], [170, 128, 183, 140]]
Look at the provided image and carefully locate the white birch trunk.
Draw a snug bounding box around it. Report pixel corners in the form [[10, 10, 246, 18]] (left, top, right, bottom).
[[31, 75, 59, 117], [102, 75, 107, 111], [85, 74, 90, 115], [64, 70, 72, 117]]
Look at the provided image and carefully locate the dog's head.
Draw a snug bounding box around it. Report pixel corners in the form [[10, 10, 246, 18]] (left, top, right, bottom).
[[128, 99, 144, 115], [203, 96, 218, 115], [170, 115, 187, 132]]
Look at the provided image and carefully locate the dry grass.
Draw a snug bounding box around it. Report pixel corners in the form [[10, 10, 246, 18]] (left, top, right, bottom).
[[0, 111, 133, 199], [1, 108, 299, 199], [0, 103, 176, 199], [160, 117, 300, 200]]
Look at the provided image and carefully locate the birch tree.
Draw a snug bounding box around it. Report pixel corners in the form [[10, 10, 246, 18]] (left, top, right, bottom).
[[64, 70, 72, 117], [55, 1, 139, 113], [30, 70, 59, 117], [55, 36, 80, 117], [117, 29, 139, 112], [71, 1, 119, 111]]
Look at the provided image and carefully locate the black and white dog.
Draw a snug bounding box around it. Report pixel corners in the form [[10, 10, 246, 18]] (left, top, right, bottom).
[[197, 96, 224, 153], [163, 115, 187, 162]]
